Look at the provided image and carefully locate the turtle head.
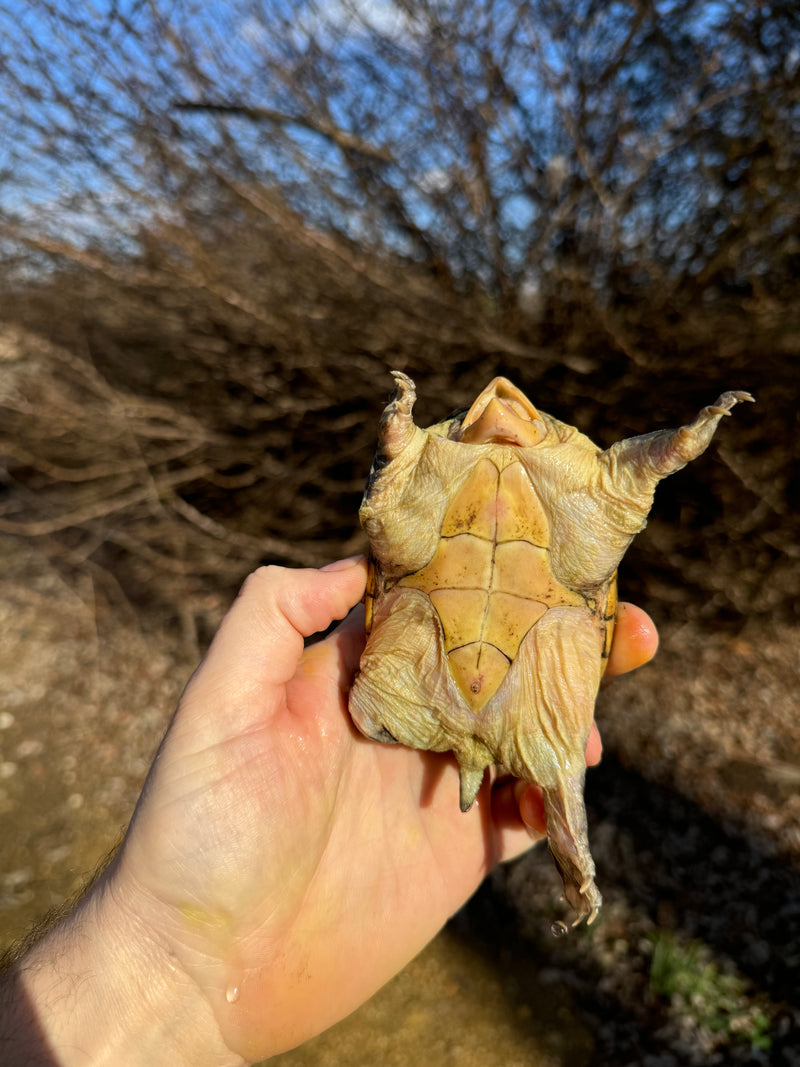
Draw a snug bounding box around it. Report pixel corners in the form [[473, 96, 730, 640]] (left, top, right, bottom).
[[457, 377, 546, 446]]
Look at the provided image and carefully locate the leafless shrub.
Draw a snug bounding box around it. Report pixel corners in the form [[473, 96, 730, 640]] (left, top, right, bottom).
[[0, 0, 796, 628]]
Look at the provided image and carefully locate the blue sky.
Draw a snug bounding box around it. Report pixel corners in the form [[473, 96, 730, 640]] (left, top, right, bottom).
[[0, 0, 794, 286]]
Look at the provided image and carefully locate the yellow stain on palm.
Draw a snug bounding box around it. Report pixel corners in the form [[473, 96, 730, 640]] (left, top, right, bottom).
[[296, 641, 335, 680], [402, 823, 422, 851], [179, 902, 233, 934]]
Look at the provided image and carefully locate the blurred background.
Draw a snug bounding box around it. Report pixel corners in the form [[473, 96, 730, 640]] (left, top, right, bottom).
[[0, 2, 797, 1063]]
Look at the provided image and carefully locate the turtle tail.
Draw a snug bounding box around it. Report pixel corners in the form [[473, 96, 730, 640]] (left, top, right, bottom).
[[458, 765, 487, 812]]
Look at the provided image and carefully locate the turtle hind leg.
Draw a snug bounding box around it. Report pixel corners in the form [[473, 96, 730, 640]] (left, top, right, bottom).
[[458, 765, 487, 812], [349, 698, 399, 744], [493, 606, 605, 926]]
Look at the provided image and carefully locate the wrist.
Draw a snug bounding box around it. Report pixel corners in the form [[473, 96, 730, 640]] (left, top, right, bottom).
[[1, 869, 247, 1067]]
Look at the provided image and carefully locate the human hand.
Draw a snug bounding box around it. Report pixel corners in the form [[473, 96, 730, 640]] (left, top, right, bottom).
[[111, 557, 656, 1062], [7, 558, 657, 1066]]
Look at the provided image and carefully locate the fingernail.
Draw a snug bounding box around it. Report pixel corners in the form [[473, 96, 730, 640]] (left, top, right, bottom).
[[320, 555, 366, 572]]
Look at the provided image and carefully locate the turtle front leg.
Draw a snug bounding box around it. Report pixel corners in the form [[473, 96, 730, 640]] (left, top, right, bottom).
[[607, 390, 754, 483], [646, 391, 755, 476], [360, 375, 432, 572], [377, 371, 417, 462]]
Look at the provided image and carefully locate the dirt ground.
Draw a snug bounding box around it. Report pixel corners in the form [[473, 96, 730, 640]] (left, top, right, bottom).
[[2, 535, 798, 1066]]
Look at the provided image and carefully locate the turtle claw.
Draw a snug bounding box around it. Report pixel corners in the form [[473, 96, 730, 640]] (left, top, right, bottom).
[[698, 391, 753, 421], [390, 370, 416, 415], [705, 390, 754, 418]]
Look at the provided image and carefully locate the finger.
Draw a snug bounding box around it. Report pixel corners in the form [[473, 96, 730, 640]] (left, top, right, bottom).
[[585, 722, 602, 766], [516, 781, 548, 837], [488, 776, 551, 863], [606, 602, 659, 676], [490, 777, 544, 837], [191, 558, 368, 700]]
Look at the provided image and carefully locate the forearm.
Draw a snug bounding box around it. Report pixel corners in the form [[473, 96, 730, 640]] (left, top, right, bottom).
[[0, 880, 246, 1067]]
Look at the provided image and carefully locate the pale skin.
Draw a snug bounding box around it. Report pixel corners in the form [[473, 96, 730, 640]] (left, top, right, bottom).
[[0, 557, 658, 1066]]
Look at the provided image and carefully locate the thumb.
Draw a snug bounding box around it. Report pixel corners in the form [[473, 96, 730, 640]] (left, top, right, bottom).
[[185, 558, 368, 708]]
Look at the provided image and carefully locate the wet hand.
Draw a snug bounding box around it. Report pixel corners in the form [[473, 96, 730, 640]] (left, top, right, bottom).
[[109, 559, 656, 1062]]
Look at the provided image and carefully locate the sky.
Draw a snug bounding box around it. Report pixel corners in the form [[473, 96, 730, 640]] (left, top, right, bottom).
[[0, 0, 794, 283]]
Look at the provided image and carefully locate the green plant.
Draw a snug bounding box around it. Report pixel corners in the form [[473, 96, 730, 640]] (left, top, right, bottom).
[[648, 931, 772, 1052]]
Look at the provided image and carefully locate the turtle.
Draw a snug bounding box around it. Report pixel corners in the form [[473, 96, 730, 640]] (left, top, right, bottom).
[[348, 372, 754, 927]]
